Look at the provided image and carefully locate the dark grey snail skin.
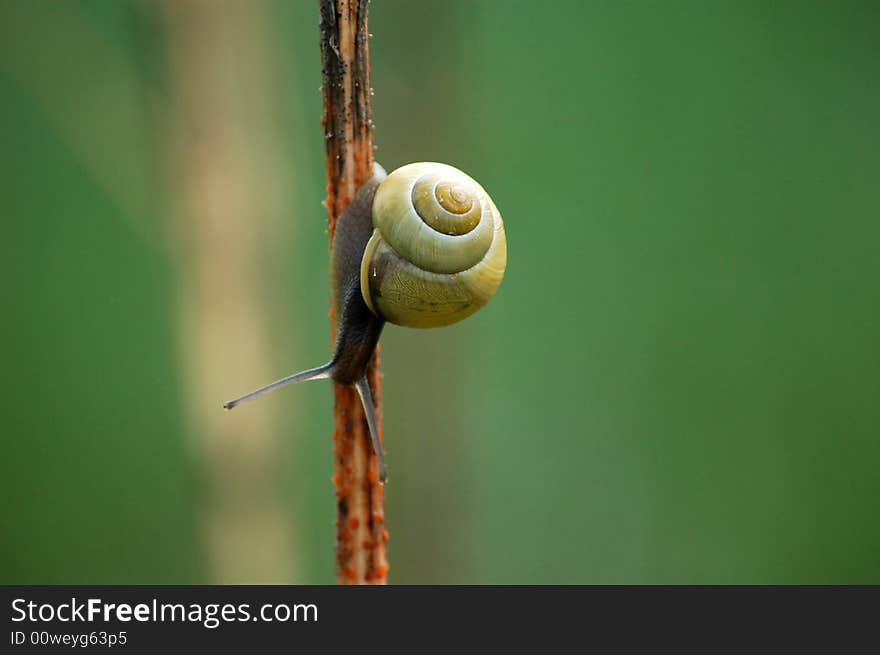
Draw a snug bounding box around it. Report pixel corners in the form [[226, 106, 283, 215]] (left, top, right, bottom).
[[327, 167, 388, 385], [223, 166, 390, 482]]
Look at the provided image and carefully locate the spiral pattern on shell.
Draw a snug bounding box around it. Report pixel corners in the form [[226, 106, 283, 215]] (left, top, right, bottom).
[[360, 162, 507, 328]]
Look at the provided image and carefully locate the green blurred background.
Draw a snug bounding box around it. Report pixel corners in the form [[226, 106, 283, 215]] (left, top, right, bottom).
[[2, 0, 879, 584]]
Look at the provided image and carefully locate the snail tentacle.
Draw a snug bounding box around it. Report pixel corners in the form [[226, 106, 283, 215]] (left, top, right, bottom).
[[222, 362, 333, 411], [355, 376, 386, 483]]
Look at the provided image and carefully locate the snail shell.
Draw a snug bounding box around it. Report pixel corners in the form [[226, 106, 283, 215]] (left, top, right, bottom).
[[360, 162, 507, 328]]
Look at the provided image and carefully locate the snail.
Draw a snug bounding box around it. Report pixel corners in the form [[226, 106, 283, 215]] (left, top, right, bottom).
[[223, 162, 507, 483]]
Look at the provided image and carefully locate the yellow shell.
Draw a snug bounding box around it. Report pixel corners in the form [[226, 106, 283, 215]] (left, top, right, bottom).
[[360, 162, 507, 328]]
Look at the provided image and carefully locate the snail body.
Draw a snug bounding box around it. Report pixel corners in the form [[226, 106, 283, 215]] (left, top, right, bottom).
[[225, 162, 507, 482]]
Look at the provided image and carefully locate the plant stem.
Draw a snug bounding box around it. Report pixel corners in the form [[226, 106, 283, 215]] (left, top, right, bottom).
[[319, 0, 389, 585], [162, 0, 296, 583]]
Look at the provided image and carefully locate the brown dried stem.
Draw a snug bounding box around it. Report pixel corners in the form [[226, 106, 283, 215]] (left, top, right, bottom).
[[319, 0, 388, 585]]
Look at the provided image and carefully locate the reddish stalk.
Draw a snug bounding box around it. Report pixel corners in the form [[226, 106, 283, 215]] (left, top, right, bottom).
[[319, 0, 388, 584]]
